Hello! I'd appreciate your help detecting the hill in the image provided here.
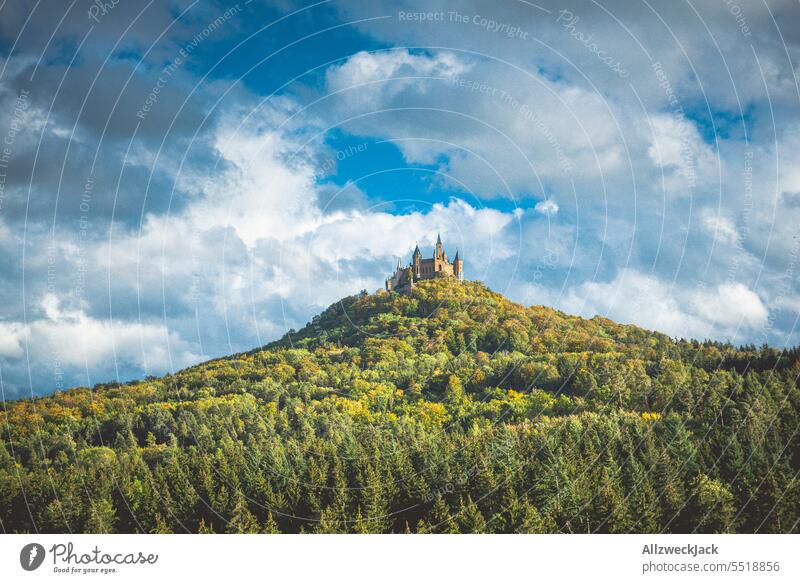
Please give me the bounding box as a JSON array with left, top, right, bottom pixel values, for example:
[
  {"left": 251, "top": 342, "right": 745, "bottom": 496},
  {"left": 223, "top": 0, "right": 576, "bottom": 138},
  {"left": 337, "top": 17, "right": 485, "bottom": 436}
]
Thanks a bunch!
[{"left": 1, "top": 279, "right": 798, "bottom": 533}]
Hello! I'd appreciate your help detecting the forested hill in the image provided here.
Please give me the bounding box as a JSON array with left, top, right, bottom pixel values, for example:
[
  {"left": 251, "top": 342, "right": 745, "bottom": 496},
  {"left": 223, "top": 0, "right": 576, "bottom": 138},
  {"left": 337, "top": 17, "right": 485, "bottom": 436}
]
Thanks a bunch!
[{"left": 2, "top": 279, "right": 799, "bottom": 533}]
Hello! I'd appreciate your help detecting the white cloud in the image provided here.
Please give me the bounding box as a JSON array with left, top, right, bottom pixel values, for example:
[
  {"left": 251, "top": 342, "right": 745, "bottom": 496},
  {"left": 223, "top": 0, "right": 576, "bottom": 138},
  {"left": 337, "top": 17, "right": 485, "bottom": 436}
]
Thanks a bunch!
[
  {"left": 699, "top": 208, "right": 739, "bottom": 245},
  {"left": 321, "top": 49, "right": 629, "bottom": 199},
  {"left": 560, "top": 268, "right": 768, "bottom": 340},
  {"left": 190, "top": 122, "right": 324, "bottom": 246},
  {"left": 325, "top": 50, "right": 469, "bottom": 109},
  {"left": 646, "top": 114, "right": 719, "bottom": 196},
  {"left": 535, "top": 199, "right": 559, "bottom": 216},
  {"left": 0, "top": 294, "right": 204, "bottom": 391},
  {"left": 0, "top": 322, "right": 25, "bottom": 358},
  {"left": 34, "top": 294, "right": 202, "bottom": 370},
  {"left": 690, "top": 282, "right": 768, "bottom": 330}
]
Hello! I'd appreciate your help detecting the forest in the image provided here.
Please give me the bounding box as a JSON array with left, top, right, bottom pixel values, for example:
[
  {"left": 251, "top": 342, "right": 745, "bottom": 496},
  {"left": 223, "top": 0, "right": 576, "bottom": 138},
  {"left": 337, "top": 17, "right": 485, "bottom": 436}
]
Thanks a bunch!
[{"left": 1, "top": 279, "right": 798, "bottom": 533}]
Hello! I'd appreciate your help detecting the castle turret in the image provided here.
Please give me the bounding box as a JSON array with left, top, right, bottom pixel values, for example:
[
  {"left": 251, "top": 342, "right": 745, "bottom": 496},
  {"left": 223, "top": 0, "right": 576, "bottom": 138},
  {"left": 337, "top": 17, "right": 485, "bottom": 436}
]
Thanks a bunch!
[
  {"left": 435, "top": 233, "right": 443, "bottom": 259},
  {"left": 413, "top": 244, "right": 422, "bottom": 278},
  {"left": 454, "top": 250, "right": 463, "bottom": 281}
]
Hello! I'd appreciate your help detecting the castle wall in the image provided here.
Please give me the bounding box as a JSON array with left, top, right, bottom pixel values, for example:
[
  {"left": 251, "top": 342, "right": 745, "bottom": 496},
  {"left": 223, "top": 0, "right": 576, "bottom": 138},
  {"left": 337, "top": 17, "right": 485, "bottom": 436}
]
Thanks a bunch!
[{"left": 416, "top": 258, "right": 454, "bottom": 279}]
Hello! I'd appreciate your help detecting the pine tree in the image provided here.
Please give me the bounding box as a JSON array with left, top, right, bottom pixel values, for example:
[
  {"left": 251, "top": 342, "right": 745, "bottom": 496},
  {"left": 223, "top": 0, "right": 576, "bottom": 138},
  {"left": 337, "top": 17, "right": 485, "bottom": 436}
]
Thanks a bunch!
[
  {"left": 430, "top": 496, "right": 458, "bottom": 534},
  {"left": 85, "top": 499, "right": 116, "bottom": 533},
  {"left": 225, "top": 493, "right": 260, "bottom": 534},
  {"left": 456, "top": 496, "right": 487, "bottom": 533}
]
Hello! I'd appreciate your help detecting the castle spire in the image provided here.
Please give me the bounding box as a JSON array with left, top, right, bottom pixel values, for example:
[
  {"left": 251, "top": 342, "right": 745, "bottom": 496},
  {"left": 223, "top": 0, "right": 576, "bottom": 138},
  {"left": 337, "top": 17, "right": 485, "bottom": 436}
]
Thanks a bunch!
[{"left": 436, "top": 232, "right": 442, "bottom": 244}]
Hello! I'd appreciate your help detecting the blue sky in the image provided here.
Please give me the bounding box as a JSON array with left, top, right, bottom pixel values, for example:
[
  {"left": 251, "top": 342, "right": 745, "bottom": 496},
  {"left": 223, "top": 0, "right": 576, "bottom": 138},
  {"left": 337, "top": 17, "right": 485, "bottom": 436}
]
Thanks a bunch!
[{"left": 1, "top": 0, "right": 800, "bottom": 396}]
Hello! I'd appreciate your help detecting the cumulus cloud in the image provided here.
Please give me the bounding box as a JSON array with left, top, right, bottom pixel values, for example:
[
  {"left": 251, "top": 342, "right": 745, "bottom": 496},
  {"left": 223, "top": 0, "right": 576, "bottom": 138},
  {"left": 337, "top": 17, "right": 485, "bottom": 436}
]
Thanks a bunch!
[
  {"left": 561, "top": 269, "right": 768, "bottom": 341},
  {"left": 646, "top": 114, "right": 719, "bottom": 196},
  {"left": 319, "top": 48, "right": 630, "bottom": 198},
  {"left": 0, "top": 322, "right": 25, "bottom": 358},
  {"left": 29, "top": 299, "right": 202, "bottom": 372},
  {"left": 0, "top": 294, "right": 203, "bottom": 395},
  {"left": 326, "top": 50, "right": 469, "bottom": 109}
]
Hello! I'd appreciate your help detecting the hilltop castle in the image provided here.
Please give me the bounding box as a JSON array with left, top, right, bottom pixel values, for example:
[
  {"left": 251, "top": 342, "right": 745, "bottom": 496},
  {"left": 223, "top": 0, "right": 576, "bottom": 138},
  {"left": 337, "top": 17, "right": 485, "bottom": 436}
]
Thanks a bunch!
[{"left": 385, "top": 234, "right": 463, "bottom": 294}]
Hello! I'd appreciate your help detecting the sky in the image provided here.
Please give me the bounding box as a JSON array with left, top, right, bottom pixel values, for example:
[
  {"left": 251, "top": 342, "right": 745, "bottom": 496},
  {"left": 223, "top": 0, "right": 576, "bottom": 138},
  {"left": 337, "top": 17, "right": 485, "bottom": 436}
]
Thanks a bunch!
[{"left": 1, "top": 0, "right": 799, "bottom": 397}]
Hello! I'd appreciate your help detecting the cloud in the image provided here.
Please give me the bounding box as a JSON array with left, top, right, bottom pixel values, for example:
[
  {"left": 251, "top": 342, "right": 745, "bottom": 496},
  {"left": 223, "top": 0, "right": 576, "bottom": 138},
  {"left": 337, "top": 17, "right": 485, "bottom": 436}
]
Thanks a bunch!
[
  {"left": 319, "top": 48, "right": 630, "bottom": 199},
  {"left": 326, "top": 50, "right": 469, "bottom": 109},
  {"left": 699, "top": 208, "right": 739, "bottom": 245},
  {"left": 560, "top": 268, "right": 768, "bottom": 341},
  {"left": 0, "top": 294, "right": 203, "bottom": 396},
  {"left": 0, "top": 322, "right": 25, "bottom": 358},
  {"left": 534, "top": 199, "right": 559, "bottom": 216},
  {"left": 646, "top": 114, "right": 718, "bottom": 196},
  {"left": 28, "top": 309, "right": 202, "bottom": 373}
]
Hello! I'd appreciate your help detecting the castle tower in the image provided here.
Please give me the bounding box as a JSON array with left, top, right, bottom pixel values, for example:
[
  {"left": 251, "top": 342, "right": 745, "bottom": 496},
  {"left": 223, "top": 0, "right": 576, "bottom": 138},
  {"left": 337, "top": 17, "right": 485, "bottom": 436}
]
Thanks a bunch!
[
  {"left": 413, "top": 244, "right": 422, "bottom": 278},
  {"left": 435, "top": 233, "right": 443, "bottom": 259},
  {"left": 454, "top": 250, "right": 463, "bottom": 281}
]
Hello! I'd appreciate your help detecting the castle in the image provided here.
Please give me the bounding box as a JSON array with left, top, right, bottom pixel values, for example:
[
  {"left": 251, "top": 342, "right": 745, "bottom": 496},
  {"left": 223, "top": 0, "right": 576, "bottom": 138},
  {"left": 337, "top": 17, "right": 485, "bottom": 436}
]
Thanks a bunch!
[{"left": 385, "top": 234, "right": 463, "bottom": 294}]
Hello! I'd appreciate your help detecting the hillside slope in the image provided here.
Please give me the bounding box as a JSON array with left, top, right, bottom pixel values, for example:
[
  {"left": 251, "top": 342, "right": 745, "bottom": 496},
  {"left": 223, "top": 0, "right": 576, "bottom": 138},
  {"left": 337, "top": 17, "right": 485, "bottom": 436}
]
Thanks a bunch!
[{"left": 2, "top": 279, "right": 799, "bottom": 533}]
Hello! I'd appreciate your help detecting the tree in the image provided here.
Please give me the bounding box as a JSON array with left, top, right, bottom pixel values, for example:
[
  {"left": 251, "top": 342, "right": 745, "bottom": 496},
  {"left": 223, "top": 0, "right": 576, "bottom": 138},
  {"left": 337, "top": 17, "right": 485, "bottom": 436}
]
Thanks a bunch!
[
  {"left": 226, "top": 493, "right": 260, "bottom": 534},
  {"left": 692, "top": 475, "right": 735, "bottom": 534}
]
